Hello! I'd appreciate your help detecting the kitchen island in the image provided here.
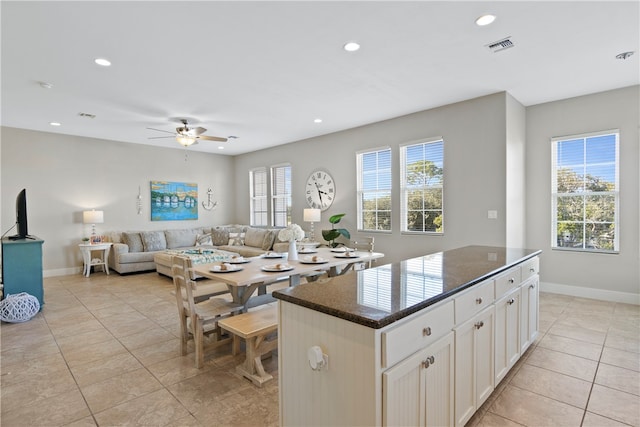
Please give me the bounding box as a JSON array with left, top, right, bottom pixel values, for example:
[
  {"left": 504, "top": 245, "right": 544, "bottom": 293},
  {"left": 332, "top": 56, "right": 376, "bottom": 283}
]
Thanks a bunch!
[{"left": 273, "top": 245, "right": 541, "bottom": 427}]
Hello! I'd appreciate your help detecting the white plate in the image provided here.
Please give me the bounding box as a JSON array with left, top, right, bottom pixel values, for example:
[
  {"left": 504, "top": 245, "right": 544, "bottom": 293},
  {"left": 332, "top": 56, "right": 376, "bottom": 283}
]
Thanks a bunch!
[
  {"left": 262, "top": 253, "right": 284, "bottom": 258},
  {"left": 261, "top": 264, "right": 294, "bottom": 272},
  {"left": 330, "top": 247, "right": 353, "bottom": 253},
  {"left": 209, "top": 266, "right": 243, "bottom": 273},
  {"left": 298, "top": 249, "right": 317, "bottom": 254},
  {"left": 299, "top": 259, "right": 328, "bottom": 264},
  {"left": 334, "top": 253, "right": 360, "bottom": 259},
  {"left": 228, "top": 258, "right": 251, "bottom": 264}
]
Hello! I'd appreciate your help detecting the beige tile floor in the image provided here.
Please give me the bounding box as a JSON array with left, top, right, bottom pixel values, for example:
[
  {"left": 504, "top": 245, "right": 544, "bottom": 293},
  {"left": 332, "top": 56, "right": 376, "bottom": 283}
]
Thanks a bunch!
[{"left": 1, "top": 271, "right": 639, "bottom": 426}]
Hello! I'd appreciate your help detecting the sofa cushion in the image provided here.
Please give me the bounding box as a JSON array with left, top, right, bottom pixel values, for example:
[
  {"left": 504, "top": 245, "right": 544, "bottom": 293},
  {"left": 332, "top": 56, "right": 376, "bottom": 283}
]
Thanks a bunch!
[
  {"left": 123, "top": 232, "right": 144, "bottom": 253},
  {"left": 140, "top": 231, "right": 167, "bottom": 252},
  {"left": 210, "top": 228, "right": 230, "bottom": 246},
  {"left": 165, "top": 229, "right": 198, "bottom": 249},
  {"left": 196, "top": 233, "right": 213, "bottom": 246},
  {"left": 244, "top": 228, "right": 269, "bottom": 248},
  {"left": 228, "top": 232, "right": 245, "bottom": 246},
  {"left": 262, "top": 229, "right": 277, "bottom": 250}
]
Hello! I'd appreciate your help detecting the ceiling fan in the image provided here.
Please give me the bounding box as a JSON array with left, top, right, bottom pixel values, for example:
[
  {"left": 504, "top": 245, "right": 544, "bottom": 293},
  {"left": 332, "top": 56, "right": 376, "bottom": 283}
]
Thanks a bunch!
[{"left": 147, "top": 119, "right": 228, "bottom": 147}]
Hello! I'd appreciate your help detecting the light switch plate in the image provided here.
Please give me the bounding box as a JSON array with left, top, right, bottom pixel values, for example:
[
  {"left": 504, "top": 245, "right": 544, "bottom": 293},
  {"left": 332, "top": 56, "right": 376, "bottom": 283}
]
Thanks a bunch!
[{"left": 488, "top": 210, "right": 498, "bottom": 219}]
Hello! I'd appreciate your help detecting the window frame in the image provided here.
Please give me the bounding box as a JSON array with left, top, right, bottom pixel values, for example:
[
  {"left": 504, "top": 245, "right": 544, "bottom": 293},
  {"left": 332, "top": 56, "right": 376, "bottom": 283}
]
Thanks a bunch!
[
  {"left": 551, "top": 129, "right": 619, "bottom": 254},
  {"left": 400, "top": 137, "right": 444, "bottom": 234},
  {"left": 356, "top": 146, "right": 393, "bottom": 233},
  {"left": 271, "top": 163, "right": 292, "bottom": 227},
  {"left": 249, "top": 167, "right": 268, "bottom": 227}
]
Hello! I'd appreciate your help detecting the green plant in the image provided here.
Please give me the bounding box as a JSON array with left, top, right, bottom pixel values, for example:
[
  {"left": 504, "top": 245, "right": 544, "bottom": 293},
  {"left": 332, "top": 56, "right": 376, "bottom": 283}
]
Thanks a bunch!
[{"left": 321, "top": 213, "right": 351, "bottom": 248}]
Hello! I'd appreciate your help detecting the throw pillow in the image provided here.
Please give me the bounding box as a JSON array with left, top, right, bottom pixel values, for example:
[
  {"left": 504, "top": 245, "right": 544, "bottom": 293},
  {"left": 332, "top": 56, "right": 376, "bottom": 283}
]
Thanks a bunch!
[
  {"left": 244, "top": 228, "right": 267, "bottom": 248},
  {"left": 196, "top": 233, "right": 213, "bottom": 246},
  {"left": 228, "top": 232, "right": 245, "bottom": 246},
  {"left": 140, "top": 231, "right": 167, "bottom": 252},
  {"left": 262, "top": 230, "right": 277, "bottom": 251},
  {"left": 122, "top": 232, "right": 144, "bottom": 253},
  {"left": 165, "top": 229, "right": 198, "bottom": 249},
  {"left": 210, "top": 228, "right": 230, "bottom": 246}
]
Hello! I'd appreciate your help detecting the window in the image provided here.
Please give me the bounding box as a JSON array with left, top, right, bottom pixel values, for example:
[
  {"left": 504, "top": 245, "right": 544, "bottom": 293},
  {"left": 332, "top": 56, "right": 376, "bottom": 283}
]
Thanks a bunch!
[
  {"left": 271, "top": 164, "right": 292, "bottom": 227},
  {"left": 400, "top": 138, "right": 444, "bottom": 233},
  {"left": 250, "top": 168, "right": 267, "bottom": 226},
  {"left": 357, "top": 148, "right": 392, "bottom": 231},
  {"left": 552, "top": 130, "right": 619, "bottom": 252}
]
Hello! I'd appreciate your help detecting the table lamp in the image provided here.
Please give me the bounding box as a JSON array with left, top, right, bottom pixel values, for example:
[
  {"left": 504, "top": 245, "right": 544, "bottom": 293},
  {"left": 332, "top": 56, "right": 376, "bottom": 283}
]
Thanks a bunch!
[
  {"left": 83, "top": 209, "right": 104, "bottom": 243},
  {"left": 303, "top": 208, "right": 321, "bottom": 242}
]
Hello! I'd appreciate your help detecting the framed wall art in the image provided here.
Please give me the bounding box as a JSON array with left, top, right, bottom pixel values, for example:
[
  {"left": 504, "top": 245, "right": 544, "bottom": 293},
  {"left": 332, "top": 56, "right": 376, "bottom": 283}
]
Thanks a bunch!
[{"left": 150, "top": 181, "right": 198, "bottom": 221}]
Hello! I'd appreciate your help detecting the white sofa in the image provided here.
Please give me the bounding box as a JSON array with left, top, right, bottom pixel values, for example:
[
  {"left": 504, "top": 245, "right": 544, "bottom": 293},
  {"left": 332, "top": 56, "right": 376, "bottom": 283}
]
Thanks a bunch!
[{"left": 106, "top": 226, "right": 289, "bottom": 275}]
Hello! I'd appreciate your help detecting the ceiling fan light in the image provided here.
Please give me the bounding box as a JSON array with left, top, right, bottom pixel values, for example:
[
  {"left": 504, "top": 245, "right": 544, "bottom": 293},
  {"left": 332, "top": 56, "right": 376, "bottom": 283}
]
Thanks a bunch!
[{"left": 176, "top": 135, "right": 196, "bottom": 146}]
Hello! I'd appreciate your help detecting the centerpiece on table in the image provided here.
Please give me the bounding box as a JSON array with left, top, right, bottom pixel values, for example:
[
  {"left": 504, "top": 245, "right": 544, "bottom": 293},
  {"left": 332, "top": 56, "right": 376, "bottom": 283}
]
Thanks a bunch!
[{"left": 278, "top": 224, "right": 305, "bottom": 261}]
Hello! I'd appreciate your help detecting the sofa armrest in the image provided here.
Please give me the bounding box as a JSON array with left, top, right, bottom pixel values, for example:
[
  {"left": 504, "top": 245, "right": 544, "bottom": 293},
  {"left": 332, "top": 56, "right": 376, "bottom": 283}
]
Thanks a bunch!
[{"left": 109, "top": 243, "right": 129, "bottom": 269}]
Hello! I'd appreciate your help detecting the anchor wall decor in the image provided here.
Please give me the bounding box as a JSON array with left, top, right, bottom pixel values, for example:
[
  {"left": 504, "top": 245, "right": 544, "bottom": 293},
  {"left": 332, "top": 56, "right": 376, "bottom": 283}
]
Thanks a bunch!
[{"left": 202, "top": 187, "right": 218, "bottom": 211}]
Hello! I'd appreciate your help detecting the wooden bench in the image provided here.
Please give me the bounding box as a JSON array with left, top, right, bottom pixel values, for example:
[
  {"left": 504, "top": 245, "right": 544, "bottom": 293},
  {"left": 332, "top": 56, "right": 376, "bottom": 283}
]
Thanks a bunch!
[{"left": 218, "top": 304, "right": 278, "bottom": 386}]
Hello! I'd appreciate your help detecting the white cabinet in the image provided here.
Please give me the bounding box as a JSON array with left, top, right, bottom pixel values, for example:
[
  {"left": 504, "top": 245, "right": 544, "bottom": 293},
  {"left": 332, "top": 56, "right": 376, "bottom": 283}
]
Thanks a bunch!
[
  {"left": 494, "top": 287, "right": 521, "bottom": 384},
  {"left": 383, "top": 332, "right": 454, "bottom": 427},
  {"left": 454, "top": 306, "right": 495, "bottom": 427},
  {"left": 520, "top": 275, "right": 539, "bottom": 353}
]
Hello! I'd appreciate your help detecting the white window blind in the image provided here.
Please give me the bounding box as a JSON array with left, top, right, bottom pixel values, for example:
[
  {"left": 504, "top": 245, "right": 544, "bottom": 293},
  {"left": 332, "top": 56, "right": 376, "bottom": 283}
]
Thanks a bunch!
[
  {"left": 271, "top": 164, "right": 292, "bottom": 227},
  {"left": 357, "top": 148, "right": 392, "bottom": 231},
  {"left": 250, "top": 168, "right": 267, "bottom": 226},
  {"left": 551, "top": 130, "right": 619, "bottom": 253},
  {"left": 400, "top": 138, "right": 444, "bottom": 233}
]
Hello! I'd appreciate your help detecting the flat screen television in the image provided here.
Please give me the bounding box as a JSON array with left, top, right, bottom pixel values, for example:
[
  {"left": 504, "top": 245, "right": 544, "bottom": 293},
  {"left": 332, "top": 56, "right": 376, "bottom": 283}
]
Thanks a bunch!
[{"left": 9, "top": 188, "right": 30, "bottom": 240}]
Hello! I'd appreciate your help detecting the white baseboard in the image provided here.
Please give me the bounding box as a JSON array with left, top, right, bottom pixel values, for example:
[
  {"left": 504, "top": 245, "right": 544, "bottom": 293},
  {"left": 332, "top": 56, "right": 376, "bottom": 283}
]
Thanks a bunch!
[
  {"left": 541, "top": 281, "right": 640, "bottom": 305},
  {"left": 44, "top": 267, "right": 82, "bottom": 278}
]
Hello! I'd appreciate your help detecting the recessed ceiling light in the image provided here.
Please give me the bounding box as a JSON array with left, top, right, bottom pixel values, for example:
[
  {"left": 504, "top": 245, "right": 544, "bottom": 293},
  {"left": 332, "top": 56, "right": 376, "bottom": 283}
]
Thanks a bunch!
[
  {"left": 343, "top": 42, "right": 360, "bottom": 52},
  {"left": 39, "top": 81, "right": 53, "bottom": 89},
  {"left": 94, "top": 58, "right": 111, "bottom": 67},
  {"left": 49, "top": 122, "right": 61, "bottom": 126},
  {"left": 475, "top": 14, "right": 496, "bottom": 26},
  {"left": 314, "top": 118, "right": 323, "bottom": 123},
  {"left": 218, "top": 146, "right": 224, "bottom": 150}
]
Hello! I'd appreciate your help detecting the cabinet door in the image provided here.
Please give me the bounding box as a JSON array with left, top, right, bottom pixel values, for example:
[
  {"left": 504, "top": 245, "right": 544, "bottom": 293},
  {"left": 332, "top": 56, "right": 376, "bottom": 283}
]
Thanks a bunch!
[
  {"left": 494, "top": 288, "right": 521, "bottom": 384},
  {"left": 383, "top": 346, "right": 428, "bottom": 426},
  {"left": 454, "top": 306, "right": 495, "bottom": 427},
  {"left": 383, "top": 332, "right": 455, "bottom": 427},
  {"left": 424, "top": 332, "right": 454, "bottom": 427},
  {"left": 520, "top": 276, "right": 539, "bottom": 353}
]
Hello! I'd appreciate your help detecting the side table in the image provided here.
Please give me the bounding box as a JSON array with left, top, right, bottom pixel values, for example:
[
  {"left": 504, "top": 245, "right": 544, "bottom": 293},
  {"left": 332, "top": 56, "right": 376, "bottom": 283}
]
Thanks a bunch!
[{"left": 79, "top": 243, "right": 112, "bottom": 277}]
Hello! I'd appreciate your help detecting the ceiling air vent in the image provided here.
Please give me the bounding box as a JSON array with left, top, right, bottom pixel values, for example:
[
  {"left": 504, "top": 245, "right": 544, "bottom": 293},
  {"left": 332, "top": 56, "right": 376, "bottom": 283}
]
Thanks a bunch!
[
  {"left": 78, "top": 112, "right": 96, "bottom": 119},
  {"left": 486, "top": 37, "right": 515, "bottom": 53}
]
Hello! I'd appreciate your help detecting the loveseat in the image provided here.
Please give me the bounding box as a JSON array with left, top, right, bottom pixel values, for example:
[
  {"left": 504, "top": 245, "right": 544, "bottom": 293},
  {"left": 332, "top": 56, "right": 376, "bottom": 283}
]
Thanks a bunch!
[{"left": 106, "top": 225, "right": 290, "bottom": 275}]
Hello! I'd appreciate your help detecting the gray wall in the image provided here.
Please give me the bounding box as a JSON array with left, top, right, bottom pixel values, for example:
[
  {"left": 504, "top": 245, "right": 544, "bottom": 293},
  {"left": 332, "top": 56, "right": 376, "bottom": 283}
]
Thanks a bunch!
[
  {"left": 526, "top": 85, "right": 639, "bottom": 298},
  {"left": 234, "top": 92, "right": 515, "bottom": 265},
  {"left": 1, "top": 127, "right": 236, "bottom": 275}
]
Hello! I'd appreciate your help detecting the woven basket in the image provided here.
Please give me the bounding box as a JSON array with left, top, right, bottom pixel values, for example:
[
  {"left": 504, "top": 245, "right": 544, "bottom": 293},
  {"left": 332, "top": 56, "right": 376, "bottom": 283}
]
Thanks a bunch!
[{"left": 0, "top": 292, "right": 40, "bottom": 323}]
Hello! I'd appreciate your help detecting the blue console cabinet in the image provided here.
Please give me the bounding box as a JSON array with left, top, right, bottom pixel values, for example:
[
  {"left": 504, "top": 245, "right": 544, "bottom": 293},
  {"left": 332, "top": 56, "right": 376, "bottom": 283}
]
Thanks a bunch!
[{"left": 1, "top": 237, "right": 44, "bottom": 307}]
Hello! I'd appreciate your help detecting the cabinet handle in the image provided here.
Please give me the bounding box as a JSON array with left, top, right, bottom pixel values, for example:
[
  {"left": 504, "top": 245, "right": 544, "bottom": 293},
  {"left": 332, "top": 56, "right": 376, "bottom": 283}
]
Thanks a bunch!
[
  {"left": 529, "top": 267, "right": 535, "bottom": 273},
  {"left": 529, "top": 283, "right": 535, "bottom": 289},
  {"left": 475, "top": 321, "right": 484, "bottom": 329},
  {"left": 508, "top": 298, "right": 515, "bottom": 305},
  {"left": 508, "top": 278, "right": 515, "bottom": 284},
  {"left": 421, "top": 356, "right": 435, "bottom": 369},
  {"left": 422, "top": 327, "right": 432, "bottom": 336},
  {"left": 475, "top": 297, "right": 483, "bottom": 304}
]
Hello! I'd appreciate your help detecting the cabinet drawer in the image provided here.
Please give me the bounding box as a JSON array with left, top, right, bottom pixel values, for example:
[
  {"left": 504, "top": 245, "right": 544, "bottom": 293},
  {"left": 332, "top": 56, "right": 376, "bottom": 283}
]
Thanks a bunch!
[
  {"left": 521, "top": 257, "right": 539, "bottom": 281},
  {"left": 495, "top": 266, "right": 522, "bottom": 298},
  {"left": 382, "top": 300, "right": 454, "bottom": 369},
  {"left": 454, "top": 279, "right": 494, "bottom": 324}
]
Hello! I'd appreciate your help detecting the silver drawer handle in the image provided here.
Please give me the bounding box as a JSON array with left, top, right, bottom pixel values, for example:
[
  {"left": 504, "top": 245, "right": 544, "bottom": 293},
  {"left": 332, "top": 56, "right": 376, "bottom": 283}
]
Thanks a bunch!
[
  {"left": 508, "top": 278, "right": 515, "bottom": 284},
  {"left": 475, "top": 297, "right": 483, "bottom": 304},
  {"left": 423, "top": 327, "right": 432, "bottom": 336},
  {"left": 529, "top": 267, "right": 535, "bottom": 273},
  {"left": 475, "top": 321, "right": 484, "bottom": 329},
  {"left": 508, "top": 298, "right": 515, "bottom": 305}
]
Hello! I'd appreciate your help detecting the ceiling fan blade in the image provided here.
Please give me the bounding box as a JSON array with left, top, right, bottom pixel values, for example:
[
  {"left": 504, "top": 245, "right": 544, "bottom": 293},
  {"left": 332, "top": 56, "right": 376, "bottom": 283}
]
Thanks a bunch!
[
  {"left": 193, "top": 126, "right": 207, "bottom": 135},
  {"left": 148, "top": 136, "right": 176, "bottom": 139},
  {"left": 198, "top": 135, "right": 228, "bottom": 142},
  {"left": 147, "top": 127, "right": 175, "bottom": 135}
]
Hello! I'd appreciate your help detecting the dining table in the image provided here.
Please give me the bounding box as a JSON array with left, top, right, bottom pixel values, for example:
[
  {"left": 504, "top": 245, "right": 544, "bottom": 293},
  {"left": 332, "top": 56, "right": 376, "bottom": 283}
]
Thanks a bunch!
[{"left": 191, "top": 246, "right": 385, "bottom": 308}]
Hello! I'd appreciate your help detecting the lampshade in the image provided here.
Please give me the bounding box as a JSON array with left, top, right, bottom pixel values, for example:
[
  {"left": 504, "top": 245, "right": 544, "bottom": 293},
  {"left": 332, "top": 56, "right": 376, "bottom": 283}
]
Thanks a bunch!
[
  {"left": 303, "top": 208, "right": 321, "bottom": 222},
  {"left": 83, "top": 210, "right": 104, "bottom": 224},
  {"left": 176, "top": 135, "right": 197, "bottom": 146}
]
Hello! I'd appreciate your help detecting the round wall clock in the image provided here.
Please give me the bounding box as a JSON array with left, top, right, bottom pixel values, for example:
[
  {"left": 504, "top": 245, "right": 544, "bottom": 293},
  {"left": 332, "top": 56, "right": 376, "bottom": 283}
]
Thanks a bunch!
[{"left": 305, "top": 169, "right": 336, "bottom": 211}]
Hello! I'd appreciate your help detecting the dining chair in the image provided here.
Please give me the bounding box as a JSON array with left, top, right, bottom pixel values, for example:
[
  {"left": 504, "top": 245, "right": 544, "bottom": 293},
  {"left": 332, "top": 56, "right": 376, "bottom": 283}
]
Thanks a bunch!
[
  {"left": 171, "top": 255, "right": 244, "bottom": 368},
  {"left": 350, "top": 236, "right": 375, "bottom": 268}
]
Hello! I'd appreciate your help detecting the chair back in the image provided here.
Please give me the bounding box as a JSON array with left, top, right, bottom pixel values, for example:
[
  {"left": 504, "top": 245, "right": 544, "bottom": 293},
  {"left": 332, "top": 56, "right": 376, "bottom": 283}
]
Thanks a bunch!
[
  {"left": 172, "top": 255, "right": 198, "bottom": 319},
  {"left": 350, "top": 236, "right": 375, "bottom": 268}
]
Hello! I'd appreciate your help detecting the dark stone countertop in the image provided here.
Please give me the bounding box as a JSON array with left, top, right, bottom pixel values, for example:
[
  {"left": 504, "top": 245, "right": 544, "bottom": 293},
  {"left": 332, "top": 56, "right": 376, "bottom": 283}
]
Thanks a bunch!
[{"left": 273, "top": 245, "right": 541, "bottom": 329}]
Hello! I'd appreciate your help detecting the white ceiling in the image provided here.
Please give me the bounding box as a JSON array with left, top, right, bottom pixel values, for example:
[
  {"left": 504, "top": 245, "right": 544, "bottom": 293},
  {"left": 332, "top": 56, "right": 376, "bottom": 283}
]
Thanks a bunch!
[{"left": 2, "top": 1, "right": 638, "bottom": 156}]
